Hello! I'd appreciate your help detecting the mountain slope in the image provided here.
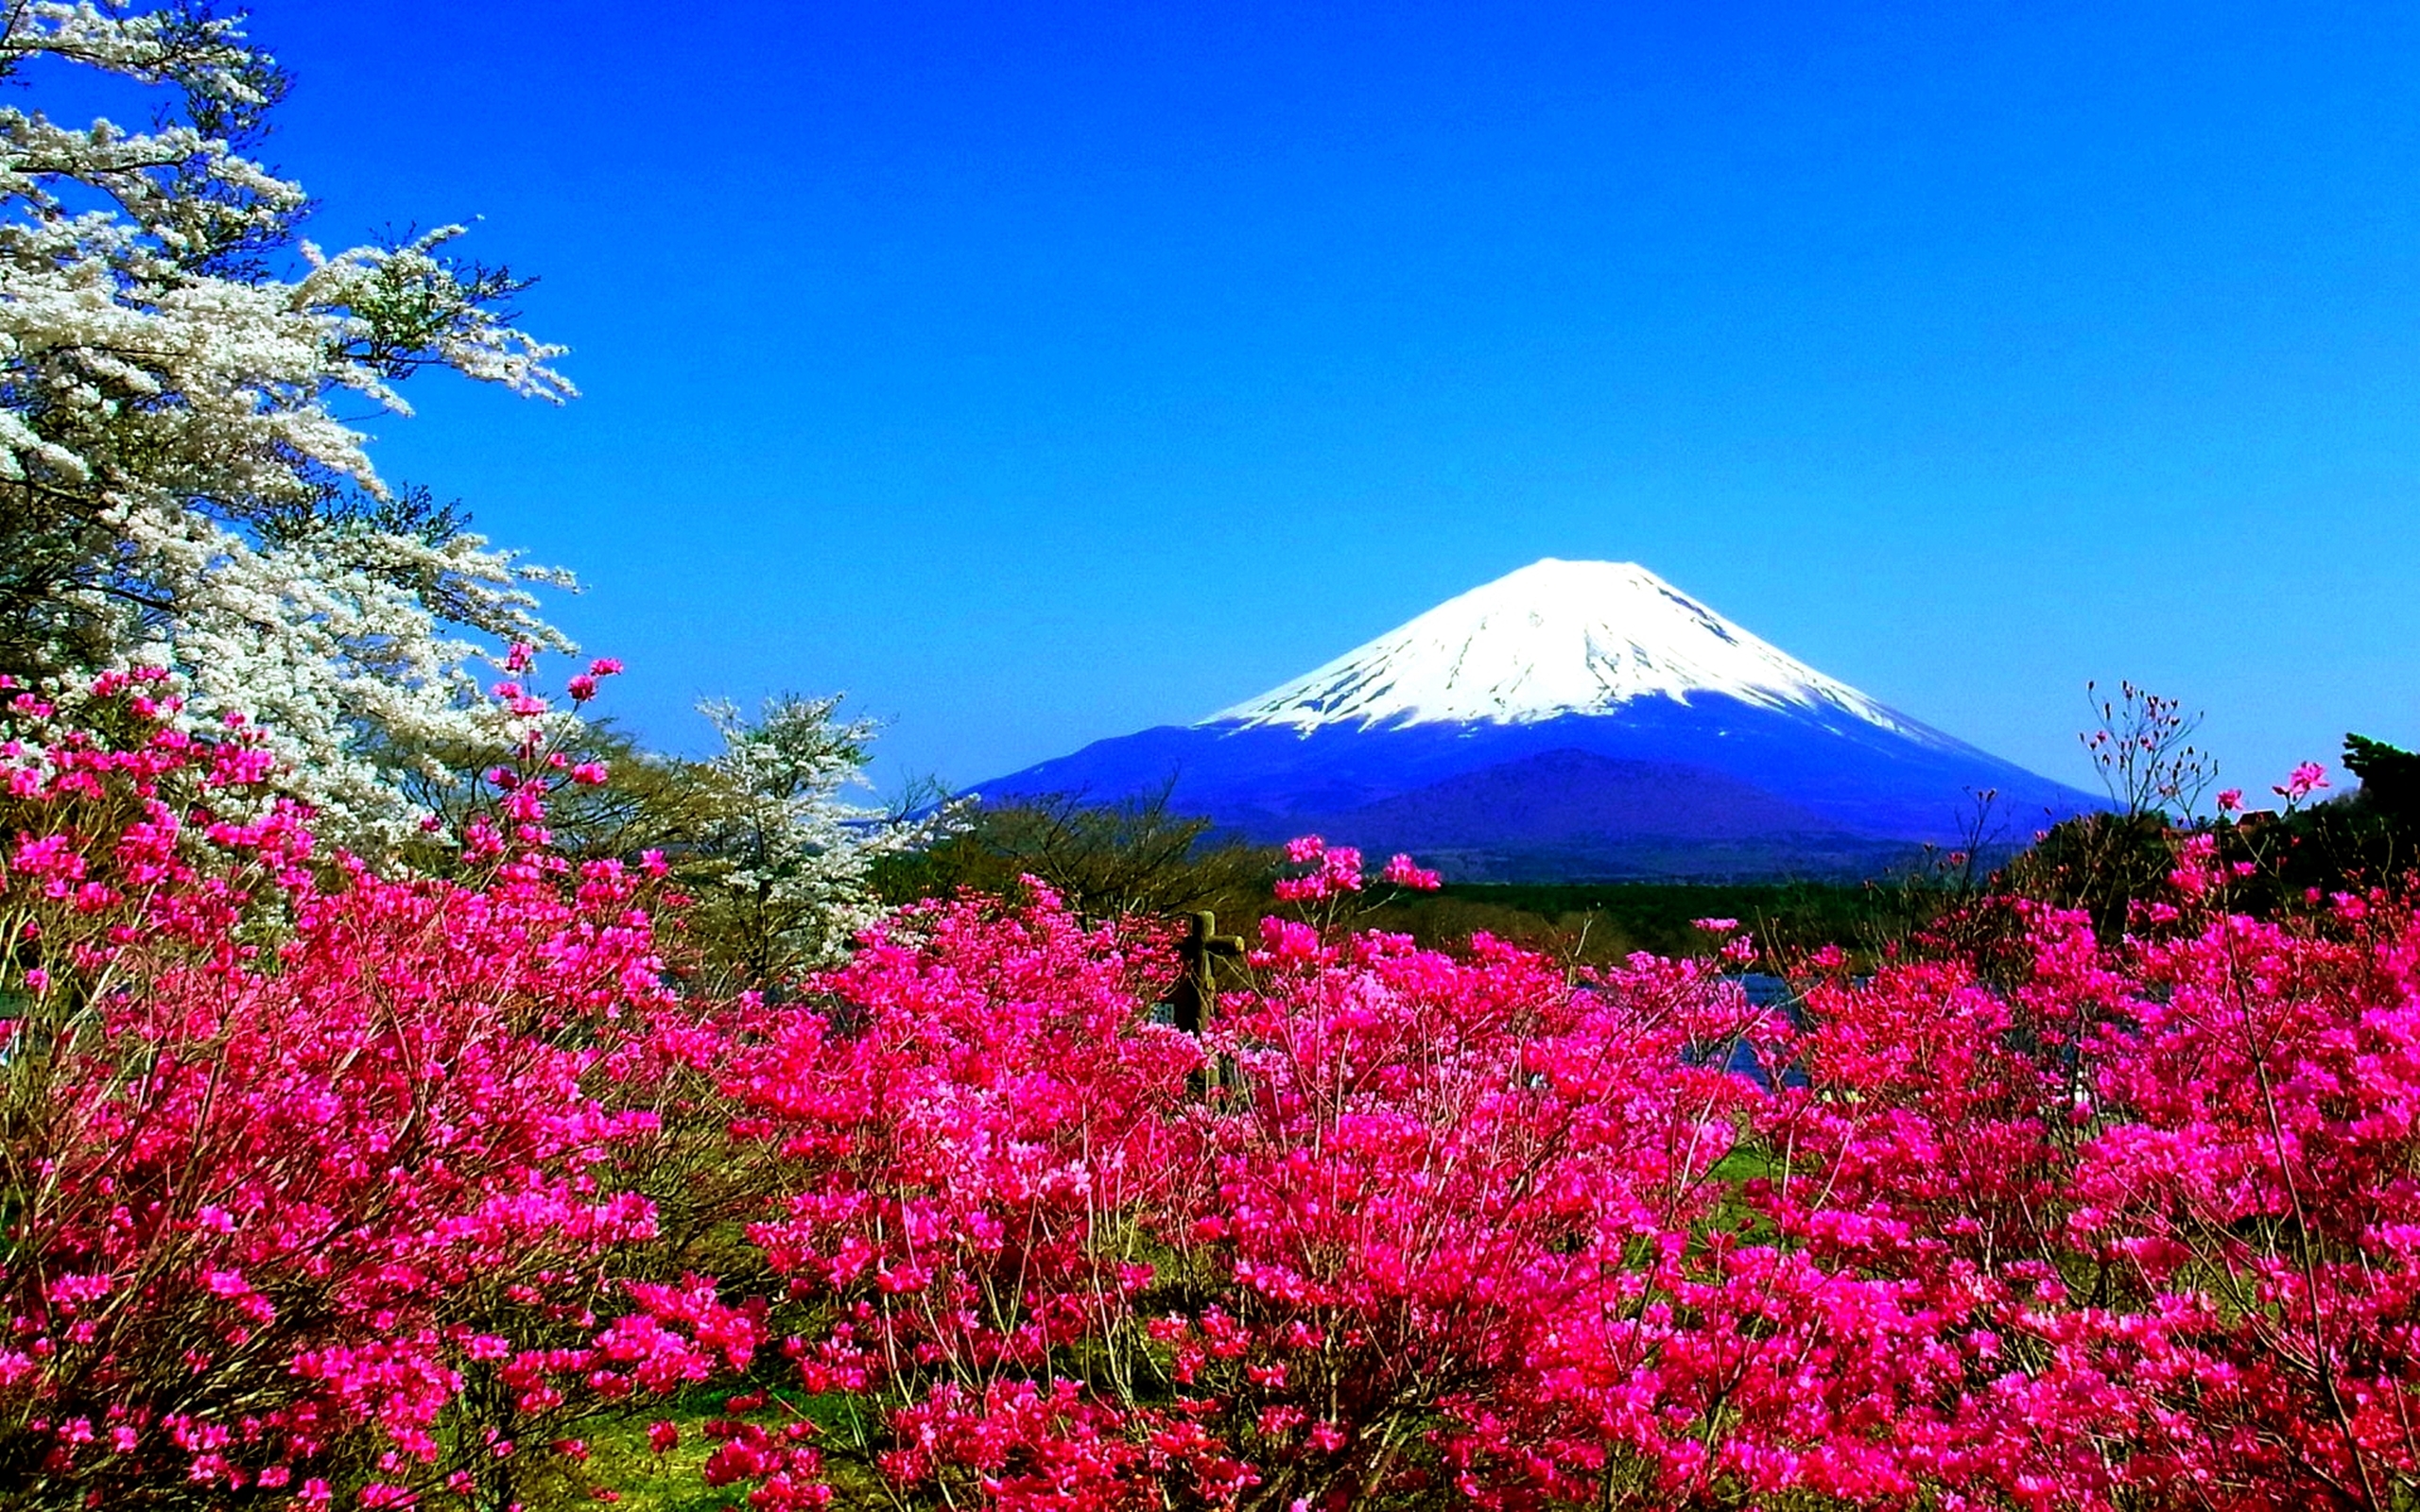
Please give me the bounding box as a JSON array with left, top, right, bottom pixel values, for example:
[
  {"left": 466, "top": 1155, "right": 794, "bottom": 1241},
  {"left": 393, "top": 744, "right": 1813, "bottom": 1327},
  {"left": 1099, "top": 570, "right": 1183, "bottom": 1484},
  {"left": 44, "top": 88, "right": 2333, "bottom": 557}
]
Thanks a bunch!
[
  {"left": 973, "top": 559, "right": 2102, "bottom": 881},
  {"left": 1325, "top": 749, "right": 1850, "bottom": 845},
  {"left": 1214, "top": 558, "right": 1943, "bottom": 743},
  {"left": 1305, "top": 749, "right": 1914, "bottom": 883}
]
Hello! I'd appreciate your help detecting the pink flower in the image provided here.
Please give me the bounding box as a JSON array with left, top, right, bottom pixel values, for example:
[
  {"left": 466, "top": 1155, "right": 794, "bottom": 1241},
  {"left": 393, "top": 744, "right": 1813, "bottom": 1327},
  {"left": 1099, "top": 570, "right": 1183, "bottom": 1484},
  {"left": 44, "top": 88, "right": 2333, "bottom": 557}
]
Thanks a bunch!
[
  {"left": 587, "top": 658, "right": 625, "bottom": 678},
  {"left": 1379, "top": 853, "right": 1442, "bottom": 890},
  {"left": 24, "top": 672, "right": 2420, "bottom": 1512},
  {"left": 2273, "top": 761, "right": 2329, "bottom": 802},
  {"left": 1275, "top": 836, "right": 1372, "bottom": 901},
  {"left": 2217, "top": 787, "right": 2244, "bottom": 813}
]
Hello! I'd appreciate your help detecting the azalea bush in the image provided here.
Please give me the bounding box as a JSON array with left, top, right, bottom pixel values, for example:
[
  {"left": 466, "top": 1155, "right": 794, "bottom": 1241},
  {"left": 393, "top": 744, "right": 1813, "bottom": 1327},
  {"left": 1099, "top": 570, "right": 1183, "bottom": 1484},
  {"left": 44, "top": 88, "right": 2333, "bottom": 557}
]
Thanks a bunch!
[
  {"left": 6, "top": 678, "right": 2420, "bottom": 1511},
  {"left": 677, "top": 832, "right": 2420, "bottom": 1511},
  {"left": 0, "top": 667, "right": 754, "bottom": 1510}
]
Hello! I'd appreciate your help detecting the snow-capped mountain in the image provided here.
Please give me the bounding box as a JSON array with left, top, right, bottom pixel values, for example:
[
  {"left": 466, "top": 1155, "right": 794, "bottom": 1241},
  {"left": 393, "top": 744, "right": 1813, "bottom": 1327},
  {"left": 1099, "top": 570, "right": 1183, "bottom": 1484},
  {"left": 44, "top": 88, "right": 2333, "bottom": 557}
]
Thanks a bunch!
[
  {"left": 972, "top": 559, "right": 2103, "bottom": 882},
  {"left": 1212, "top": 558, "right": 1941, "bottom": 740}
]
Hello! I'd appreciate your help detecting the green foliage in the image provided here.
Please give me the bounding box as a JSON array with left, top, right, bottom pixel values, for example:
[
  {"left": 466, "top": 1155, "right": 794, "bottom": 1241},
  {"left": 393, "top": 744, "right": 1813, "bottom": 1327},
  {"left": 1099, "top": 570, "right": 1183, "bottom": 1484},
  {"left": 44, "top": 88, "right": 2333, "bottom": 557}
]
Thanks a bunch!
[
  {"left": 873, "top": 786, "right": 1276, "bottom": 924},
  {"left": 874, "top": 806, "right": 2009, "bottom": 967},
  {"left": 391, "top": 696, "right": 926, "bottom": 997},
  {"left": 2240, "top": 732, "right": 2420, "bottom": 900},
  {"left": 1357, "top": 880, "right": 1878, "bottom": 963},
  {"left": 2342, "top": 733, "right": 2420, "bottom": 834},
  {"left": 1999, "top": 811, "right": 2179, "bottom": 936}
]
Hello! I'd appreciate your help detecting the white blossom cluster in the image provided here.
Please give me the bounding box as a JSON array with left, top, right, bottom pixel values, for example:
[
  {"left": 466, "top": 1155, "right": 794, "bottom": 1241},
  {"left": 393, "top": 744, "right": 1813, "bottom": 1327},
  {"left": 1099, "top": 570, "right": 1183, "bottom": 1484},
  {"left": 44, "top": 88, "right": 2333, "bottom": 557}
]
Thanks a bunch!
[
  {"left": 0, "top": 3, "right": 578, "bottom": 846},
  {"left": 690, "top": 696, "right": 958, "bottom": 978}
]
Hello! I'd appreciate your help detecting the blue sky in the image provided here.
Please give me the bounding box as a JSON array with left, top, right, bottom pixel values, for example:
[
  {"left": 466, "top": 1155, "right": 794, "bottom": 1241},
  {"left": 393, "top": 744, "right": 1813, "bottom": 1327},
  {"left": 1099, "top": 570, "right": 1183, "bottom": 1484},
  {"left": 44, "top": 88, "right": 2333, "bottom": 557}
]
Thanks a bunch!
[{"left": 230, "top": 0, "right": 2419, "bottom": 799}]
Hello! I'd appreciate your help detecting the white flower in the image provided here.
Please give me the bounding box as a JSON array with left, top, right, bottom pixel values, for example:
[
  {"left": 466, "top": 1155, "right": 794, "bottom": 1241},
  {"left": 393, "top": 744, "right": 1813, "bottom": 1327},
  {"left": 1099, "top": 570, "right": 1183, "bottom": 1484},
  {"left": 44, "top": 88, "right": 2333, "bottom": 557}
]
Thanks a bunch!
[{"left": 0, "top": 3, "right": 577, "bottom": 848}]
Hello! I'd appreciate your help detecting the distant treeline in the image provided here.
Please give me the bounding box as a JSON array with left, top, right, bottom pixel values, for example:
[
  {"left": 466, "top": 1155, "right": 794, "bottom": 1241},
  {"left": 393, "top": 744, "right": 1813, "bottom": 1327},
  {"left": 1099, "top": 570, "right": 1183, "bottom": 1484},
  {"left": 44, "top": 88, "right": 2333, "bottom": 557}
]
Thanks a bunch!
[
  {"left": 1362, "top": 880, "right": 1887, "bottom": 961},
  {"left": 874, "top": 730, "right": 2420, "bottom": 972}
]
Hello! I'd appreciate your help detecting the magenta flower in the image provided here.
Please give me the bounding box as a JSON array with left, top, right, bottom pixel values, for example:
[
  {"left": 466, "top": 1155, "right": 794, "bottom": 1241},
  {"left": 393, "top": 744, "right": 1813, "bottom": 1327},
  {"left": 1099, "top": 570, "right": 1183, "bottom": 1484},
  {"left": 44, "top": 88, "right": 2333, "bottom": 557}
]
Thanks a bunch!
[
  {"left": 13, "top": 668, "right": 2420, "bottom": 1512},
  {"left": 2273, "top": 760, "right": 2330, "bottom": 802}
]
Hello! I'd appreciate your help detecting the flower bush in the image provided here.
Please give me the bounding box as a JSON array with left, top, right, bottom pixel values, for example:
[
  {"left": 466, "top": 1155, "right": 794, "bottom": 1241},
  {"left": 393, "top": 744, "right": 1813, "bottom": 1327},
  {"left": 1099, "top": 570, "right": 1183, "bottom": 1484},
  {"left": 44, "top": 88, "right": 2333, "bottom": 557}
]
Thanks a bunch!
[
  {"left": 674, "top": 839, "right": 2420, "bottom": 1511},
  {"left": 7, "top": 682, "right": 2420, "bottom": 1511},
  {"left": 0, "top": 670, "right": 740, "bottom": 1509}
]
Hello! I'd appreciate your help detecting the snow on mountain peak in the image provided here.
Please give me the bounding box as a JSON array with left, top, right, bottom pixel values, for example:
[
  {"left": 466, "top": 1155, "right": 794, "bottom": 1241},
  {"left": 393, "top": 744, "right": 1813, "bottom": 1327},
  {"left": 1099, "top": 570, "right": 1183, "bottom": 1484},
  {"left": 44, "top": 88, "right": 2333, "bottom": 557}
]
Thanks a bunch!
[{"left": 1207, "top": 558, "right": 1942, "bottom": 740}]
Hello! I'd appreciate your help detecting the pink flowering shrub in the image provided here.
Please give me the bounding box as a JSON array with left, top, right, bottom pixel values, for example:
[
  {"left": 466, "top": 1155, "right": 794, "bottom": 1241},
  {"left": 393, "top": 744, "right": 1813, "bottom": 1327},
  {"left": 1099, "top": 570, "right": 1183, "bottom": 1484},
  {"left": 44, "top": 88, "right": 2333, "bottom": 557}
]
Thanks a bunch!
[
  {"left": 0, "top": 670, "right": 738, "bottom": 1508},
  {"left": 1165, "top": 921, "right": 1776, "bottom": 1507},
  {"left": 684, "top": 886, "right": 1786, "bottom": 1508},
  {"left": 689, "top": 891, "right": 1236, "bottom": 1505},
  {"left": 692, "top": 815, "right": 2420, "bottom": 1510},
  {"left": 1638, "top": 854, "right": 2420, "bottom": 1511},
  {"left": 1271, "top": 834, "right": 1443, "bottom": 905},
  {"left": 9, "top": 679, "right": 2420, "bottom": 1512}
]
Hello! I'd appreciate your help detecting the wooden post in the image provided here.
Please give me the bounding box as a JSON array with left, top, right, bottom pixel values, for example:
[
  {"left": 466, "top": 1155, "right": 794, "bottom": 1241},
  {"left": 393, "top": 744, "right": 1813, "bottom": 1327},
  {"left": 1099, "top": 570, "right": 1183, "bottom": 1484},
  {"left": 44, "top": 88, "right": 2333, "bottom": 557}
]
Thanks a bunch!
[{"left": 1171, "top": 910, "right": 1245, "bottom": 1092}]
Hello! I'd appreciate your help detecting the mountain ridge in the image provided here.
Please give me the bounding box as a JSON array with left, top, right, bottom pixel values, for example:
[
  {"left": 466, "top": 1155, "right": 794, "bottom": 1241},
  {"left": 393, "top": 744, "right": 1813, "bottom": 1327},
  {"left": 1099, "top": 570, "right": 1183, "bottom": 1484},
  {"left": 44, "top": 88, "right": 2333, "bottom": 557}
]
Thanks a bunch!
[
  {"left": 1211, "top": 558, "right": 1953, "bottom": 747},
  {"left": 972, "top": 559, "right": 2103, "bottom": 881}
]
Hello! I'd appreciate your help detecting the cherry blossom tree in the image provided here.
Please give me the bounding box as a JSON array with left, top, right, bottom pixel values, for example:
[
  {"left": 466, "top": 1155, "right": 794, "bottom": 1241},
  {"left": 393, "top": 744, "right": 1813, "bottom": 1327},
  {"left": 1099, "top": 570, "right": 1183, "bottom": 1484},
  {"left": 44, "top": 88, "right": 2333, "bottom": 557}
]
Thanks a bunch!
[
  {"left": 664, "top": 693, "right": 951, "bottom": 993},
  {"left": 0, "top": 1, "right": 576, "bottom": 846}
]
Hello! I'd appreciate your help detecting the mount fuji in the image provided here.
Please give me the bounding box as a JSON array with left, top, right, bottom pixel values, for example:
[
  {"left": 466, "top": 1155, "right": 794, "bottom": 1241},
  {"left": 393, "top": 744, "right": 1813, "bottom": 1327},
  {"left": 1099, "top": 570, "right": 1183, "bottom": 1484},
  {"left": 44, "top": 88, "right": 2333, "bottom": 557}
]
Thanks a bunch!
[{"left": 971, "top": 559, "right": 2104, "bottom": 882}]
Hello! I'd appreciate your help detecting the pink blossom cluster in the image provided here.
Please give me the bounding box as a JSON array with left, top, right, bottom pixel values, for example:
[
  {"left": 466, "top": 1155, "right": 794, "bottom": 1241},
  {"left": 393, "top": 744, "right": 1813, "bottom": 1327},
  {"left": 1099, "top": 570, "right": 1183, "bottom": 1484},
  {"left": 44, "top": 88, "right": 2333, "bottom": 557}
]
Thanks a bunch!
[
  {"left": 683, "top": 833, "right": 2420, "bottom": 1510},
  {"left": 0, "top": 669, "right": 715, "bottom": 1507},
  {"left": 9, "top": 682, "right": 2420, "bottom": 1512},
  {"left": 2275, "top": 758, "right": 2330, "bottom": 803},
  {"left": 1273, "top": 834, "right": 1441, "bottom": 902}
]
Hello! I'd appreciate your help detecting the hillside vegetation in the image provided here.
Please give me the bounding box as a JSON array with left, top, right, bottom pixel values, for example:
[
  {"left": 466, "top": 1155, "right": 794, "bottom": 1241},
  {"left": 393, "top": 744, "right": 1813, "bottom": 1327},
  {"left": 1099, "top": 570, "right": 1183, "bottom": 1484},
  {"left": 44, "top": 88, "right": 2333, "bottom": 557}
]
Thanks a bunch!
[
  {"left": 8, "top": 676, "right": 2420, "bottom": 1512},
  {"left": 9, "top": 7, "right": 2420, "bottom": 1510}
]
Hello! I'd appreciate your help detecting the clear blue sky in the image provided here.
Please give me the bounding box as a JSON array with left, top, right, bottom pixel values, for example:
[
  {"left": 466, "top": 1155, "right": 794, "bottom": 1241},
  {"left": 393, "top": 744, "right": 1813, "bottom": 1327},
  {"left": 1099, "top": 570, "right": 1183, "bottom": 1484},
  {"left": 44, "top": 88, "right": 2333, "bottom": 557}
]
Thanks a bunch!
[{"left": 240, "top": 0, "right": 2419, "bottom": 799}]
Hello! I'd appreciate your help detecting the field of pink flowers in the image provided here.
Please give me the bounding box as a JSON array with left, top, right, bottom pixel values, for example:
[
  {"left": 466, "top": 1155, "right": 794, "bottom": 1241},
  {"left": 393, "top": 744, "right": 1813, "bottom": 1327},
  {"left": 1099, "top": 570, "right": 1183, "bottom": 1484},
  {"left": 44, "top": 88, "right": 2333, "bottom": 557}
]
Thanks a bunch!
[{"left": 4, "top": 671, "right": 2418, "bottom": 1511}]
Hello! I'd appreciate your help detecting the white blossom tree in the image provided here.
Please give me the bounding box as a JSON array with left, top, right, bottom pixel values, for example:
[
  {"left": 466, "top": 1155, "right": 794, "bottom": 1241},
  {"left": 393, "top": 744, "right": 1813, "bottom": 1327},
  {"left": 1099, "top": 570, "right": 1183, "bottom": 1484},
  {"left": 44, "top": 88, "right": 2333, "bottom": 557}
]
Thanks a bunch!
[
  {"left": 0, "top": 1, "right": 577, "bottom": 844},
  {"left": 675, "top": 695, "right": 950, "bottom": 991}
]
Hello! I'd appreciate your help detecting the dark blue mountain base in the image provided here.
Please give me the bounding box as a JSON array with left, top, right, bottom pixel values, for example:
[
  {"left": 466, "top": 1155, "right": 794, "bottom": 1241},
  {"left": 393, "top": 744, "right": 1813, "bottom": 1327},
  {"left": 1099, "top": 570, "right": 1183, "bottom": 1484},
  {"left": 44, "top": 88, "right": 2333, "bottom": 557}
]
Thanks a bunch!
[{"left": 971, "top": 695, "right": 2104, "bottom": 884}]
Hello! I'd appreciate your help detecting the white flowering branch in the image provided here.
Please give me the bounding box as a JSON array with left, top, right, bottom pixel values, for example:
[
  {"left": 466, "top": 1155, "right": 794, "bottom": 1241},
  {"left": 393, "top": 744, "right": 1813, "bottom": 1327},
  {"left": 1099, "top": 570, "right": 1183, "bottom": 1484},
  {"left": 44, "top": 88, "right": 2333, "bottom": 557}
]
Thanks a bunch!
[{"left": 0, "top": 2, "right": 579, "bottom": 846}]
